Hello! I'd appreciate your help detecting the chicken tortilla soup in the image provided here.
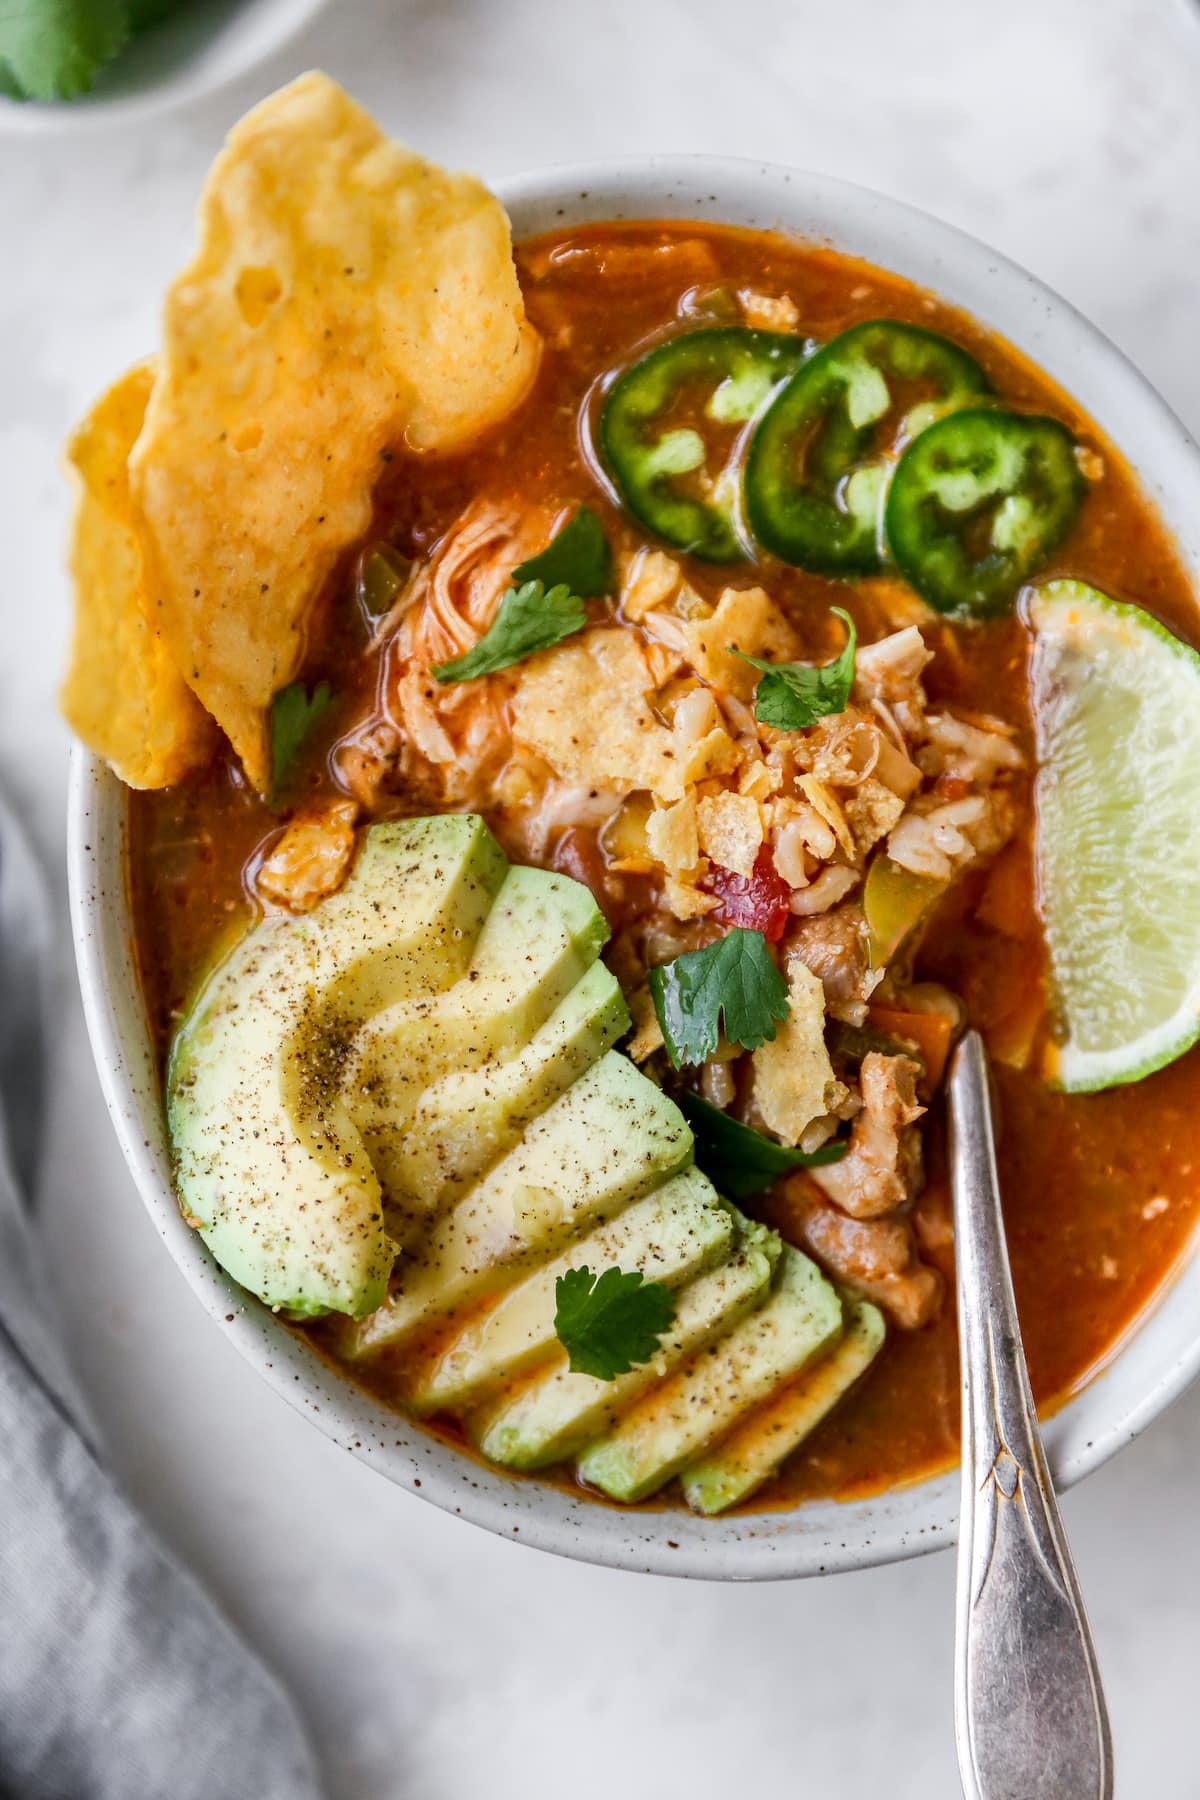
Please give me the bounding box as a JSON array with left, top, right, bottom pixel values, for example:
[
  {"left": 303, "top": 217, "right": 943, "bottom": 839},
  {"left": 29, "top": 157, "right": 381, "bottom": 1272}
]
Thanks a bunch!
[{"left": 65, "top": 74, "right": 1200, "bottom": 1516}]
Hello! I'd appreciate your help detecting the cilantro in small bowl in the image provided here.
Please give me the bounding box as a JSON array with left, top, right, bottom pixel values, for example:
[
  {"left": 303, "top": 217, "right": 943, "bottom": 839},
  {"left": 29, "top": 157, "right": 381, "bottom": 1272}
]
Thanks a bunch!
[
  {"left": 0, "top": 0, "right": 325, "bottom": 119},
  {"left": 0, "top": 0, "right": 191, "bottom": 102}
]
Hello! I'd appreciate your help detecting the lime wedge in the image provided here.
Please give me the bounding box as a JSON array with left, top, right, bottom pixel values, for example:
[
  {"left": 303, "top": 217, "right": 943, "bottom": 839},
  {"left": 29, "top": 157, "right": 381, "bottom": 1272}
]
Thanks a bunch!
[{"left": 1026, "top": 579, "right": 1200, "bottom": 1091}]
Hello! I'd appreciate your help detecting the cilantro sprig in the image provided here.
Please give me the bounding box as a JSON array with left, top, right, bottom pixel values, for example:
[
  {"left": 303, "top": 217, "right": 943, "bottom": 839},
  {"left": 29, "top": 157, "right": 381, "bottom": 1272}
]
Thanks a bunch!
[
  {"left": 738, "top": 606, "right": 857, "bottom": 731},
  {"left": 431, "top": 580, "right": 586, "bottom": 684},
  {"left": 554, "top": 1265, "right": 677, "bottom": 1380},
  {"left": 0, "top": 0, "right": 182, "bottom": 102},
  {"left": 432, "top": 507, "right": 613, "bottom": 684},
  {"left": 680, "top": 1093, "right": 847, "bottom": 1199},
  {"left": 270, "top": 680, "right": 334, "bottom": 803},
  {"left": 512, "top": 505, "right": 612, "bottom": 599},
  {"left": 648, "top": 928, "right": 790, "bottom": 1070}
]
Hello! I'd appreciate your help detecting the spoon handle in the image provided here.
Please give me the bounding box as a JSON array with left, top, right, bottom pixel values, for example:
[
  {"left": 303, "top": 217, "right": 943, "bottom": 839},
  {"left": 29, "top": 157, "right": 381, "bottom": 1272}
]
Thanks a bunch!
[{"left": 948, "top": 1031, "right": 1112, "bottom": 1800}]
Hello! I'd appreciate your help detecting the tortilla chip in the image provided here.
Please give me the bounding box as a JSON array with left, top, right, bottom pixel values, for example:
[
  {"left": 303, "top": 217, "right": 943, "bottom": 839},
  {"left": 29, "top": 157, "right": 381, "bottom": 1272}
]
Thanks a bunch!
[
  {"left": 843, "top": 775, "right": 907, "bottom": 857},
  {"left": 62, "top": 366, "right": 215, "bottom": 789},
  {"left": 620, "top": 547, "right": 683, "bottom": 623},
  {"left": 627, "top": 987, "right": 666, "bottom": 1062},
  {"left": 512, "top": 628, "right": 684, "bottom": 798},
  {"left": 696, "top": 790, "right": 763, "bottom": 879},
  {"left": 752, "top": 958, "right": 847, "bottom": 1145},
  {"left": 663, "top": 876, "right": 719, "bottom": 920},
  {"left": 684, "top": 586, "right": 797, "bottom": 700},
  {"left": 738, "top": 758, "right": 783, "bottom": 802},
  {"left": 680, "top": 726, "right": 742, "bottom": 786},
  {"left": 646, "top": 794, "right": 699, "bottom": 877},
  {"left": 798, "top": 774, "right": 856, "bottom": 861},
  {"left": 128, "top": 72, "right": 539, "bottom": 791}
]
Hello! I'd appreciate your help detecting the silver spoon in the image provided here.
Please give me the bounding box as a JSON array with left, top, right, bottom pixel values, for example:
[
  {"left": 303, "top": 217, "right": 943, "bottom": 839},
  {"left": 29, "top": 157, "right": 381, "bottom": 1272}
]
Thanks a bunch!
[{"left": 947, "top": 1029, "right": 1113, "bottom": 1800}]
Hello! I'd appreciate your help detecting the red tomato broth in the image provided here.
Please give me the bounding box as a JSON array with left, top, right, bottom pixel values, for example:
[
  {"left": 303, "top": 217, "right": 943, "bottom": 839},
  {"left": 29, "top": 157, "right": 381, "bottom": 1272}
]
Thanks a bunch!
[{"left": 126, "top": 220, "right": 1200, "bottom": 1512}]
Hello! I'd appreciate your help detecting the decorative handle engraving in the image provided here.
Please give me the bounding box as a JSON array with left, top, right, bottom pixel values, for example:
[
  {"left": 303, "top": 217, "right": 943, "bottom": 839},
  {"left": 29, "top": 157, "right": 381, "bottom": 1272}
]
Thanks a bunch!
[{"left": 949, "top": 1032, "right": 1112, "bottom": 1800}]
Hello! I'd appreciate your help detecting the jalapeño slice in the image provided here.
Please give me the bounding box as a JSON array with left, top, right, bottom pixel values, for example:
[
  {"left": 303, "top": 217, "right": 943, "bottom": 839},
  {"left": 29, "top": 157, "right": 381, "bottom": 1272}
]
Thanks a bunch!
[
  {"left": 744, "top": 320, "right": 990, "bottom": 576},
  {"left": 597, "top": 327, "right": 808, "bottom": 562},
  {"left": 885, "top": 407, "right": 1084, "bottom": 615}
]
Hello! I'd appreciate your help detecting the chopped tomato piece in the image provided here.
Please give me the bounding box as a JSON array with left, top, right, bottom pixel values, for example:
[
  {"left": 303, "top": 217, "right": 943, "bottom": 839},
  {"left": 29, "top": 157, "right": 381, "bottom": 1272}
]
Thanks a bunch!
[{"left": 702, "top": 847, "right": 791, "bottom": 942}]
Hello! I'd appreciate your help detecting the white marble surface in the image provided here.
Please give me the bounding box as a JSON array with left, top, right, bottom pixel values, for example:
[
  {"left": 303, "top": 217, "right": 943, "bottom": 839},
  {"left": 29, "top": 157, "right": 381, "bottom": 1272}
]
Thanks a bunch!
[{"left": 4, "top": 1, "right": 1200, "bottom": 1792}]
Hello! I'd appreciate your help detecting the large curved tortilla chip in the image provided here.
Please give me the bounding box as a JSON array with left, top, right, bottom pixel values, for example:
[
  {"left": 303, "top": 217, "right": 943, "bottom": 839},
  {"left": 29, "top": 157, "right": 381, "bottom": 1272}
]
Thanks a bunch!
[
  {"left": 62, "top": 366, "right": 215, "bottom": 789},
  {"left": 128, "top": 71, "right": 539, "bottom": 792}
]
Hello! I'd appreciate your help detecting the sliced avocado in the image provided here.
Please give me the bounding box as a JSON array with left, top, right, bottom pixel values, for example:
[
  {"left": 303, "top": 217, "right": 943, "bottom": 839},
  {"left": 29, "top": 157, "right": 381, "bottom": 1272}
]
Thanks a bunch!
[
  {"left": 680, "top": 1294, "right": 885, "bottom": 1515},
  {"left": 575, "top": 1246, "right": 843, "bottom": 1503},
  {"left": 167, "top": 815, "right": 507, "bottom": 1319},
  {"left": 344, "top": 1050, "right": 693, "bottom": 1354},
  {"left": 410, "top": 1165, "right": 733, "bottom": 1414},
  {"left": 478, "top": 1212, "right": 780, "bottom": 1471},
  {"left": 347, "top": 864, "right": 609, "bottom": 1199},
  {"left": 383, "top": 961, "right": 631, "bottom": 1229}
]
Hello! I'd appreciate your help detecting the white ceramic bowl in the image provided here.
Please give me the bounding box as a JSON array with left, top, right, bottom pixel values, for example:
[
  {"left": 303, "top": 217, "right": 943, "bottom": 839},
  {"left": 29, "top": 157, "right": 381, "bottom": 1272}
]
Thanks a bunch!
[
  {"left": 69, "top": 157, "right": 1200, "bottom": 1579},
  {"left": 0, "top": 0, "right": 325, "bottom": 132}
]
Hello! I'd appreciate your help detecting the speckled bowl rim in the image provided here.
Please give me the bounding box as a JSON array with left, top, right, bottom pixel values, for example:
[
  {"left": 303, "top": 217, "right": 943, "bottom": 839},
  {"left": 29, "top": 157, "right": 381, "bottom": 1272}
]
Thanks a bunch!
[{"left": 68, "top": 156, "right": 1200, "bottom": 1580}]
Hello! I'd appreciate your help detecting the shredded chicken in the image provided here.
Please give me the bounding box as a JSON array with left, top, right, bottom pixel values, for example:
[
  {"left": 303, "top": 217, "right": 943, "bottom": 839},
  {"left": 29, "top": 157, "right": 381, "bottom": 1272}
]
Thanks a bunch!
[
  {"left": 853, "top": 624, "right": 932, "bottom": 741},
  {"left": 887, "top": 788, "right": 1017, "bottom": 883},
  {"left": 788, "top": 903, "right": 881, "bottom": 1025},
  {"left": 255, "top": 799, "right": 358, "bottom": 912},
  {"left": 334, "top": 499, "right": 554, "bottom": 815},
  {"left": 337, "top": 715, "right": 403, "bottom": 812},
  {"left": 321, "top": 529, "right": 1028, "bottom": 1343},
  {"left": 917, "top": 711, "right": 1024, "bottom": 786},
  {"left": 785, "top": 1176, "right": 944, "bottom": 1330},
  {"left": 810, "top": 1053, "right": 925, "bottom": 1220}
]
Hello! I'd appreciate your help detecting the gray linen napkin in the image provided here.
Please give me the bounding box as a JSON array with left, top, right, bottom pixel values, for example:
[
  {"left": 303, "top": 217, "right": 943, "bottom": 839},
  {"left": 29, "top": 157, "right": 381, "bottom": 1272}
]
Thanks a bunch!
[{"left": 0, "top": 790, "right": 324, "bottom": 1800}]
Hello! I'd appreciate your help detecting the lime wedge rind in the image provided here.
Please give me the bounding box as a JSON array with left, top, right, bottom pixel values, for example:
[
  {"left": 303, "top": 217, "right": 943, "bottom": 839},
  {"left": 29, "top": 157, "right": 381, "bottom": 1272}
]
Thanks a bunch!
[{"left": 1025, "top": 578, "right": 1200, "bottom": 1094}]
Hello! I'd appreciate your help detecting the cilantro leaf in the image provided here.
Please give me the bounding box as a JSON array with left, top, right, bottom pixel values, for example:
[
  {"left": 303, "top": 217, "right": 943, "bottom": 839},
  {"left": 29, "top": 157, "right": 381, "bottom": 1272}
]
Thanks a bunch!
[
  {"left": 554, "top": 1265, "right": 677, "bottom": 1380},
  {"left": 512, "top": 505, "right": 613, "bottom": 599},
  {"left": 738, "top": 606, "right": 857, "bottom": 731},
  {"left": 270, "top": 680, "right": 334, "bottom": 801},
  {"left": 648, "top": 927, "right": 790, "bottom": 1070},
  {"left": 0, "top": 0, "right": 130, "bottom": 101},
  {"left": 431, "top": 580, "right": 587, "bottom": 683},
  {"left": 680, "top": 1093, "right": 847, "bottom": 1199}
]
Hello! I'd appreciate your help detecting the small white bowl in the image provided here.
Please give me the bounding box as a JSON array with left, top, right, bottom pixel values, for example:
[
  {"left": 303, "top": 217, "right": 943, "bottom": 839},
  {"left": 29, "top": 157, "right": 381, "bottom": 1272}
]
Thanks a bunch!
[
  {"left": 69, "top": 158, "right": 1200, "bottom": 1579},
  {"left": 0, "top": 0, "right": 326, "bottom": 132}
]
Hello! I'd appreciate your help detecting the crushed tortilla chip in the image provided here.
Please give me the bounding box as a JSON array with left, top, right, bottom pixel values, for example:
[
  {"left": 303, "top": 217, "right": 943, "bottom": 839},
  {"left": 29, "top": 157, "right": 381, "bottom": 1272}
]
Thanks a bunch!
[
  {"left": 843, "top": 776, "right": 907, "bottom": 857},
  {"left": 752, "top": 958, "right": 848, "bottom": 1145},
  {"left": 62, "top": 365, "right": 215, "bottom": 789},
  {"left": 621, "top": 547, "right": 684, "bottom": 623},
  {"left": 738, "top": 758, "right": 783, "bottom": 802},
  {"left": 680, "top": 726, "right": 743, "bottom": 786},
  {"left": 695, "top": 790, "right": 763, "bottom": 878},
  {"left": 663, "top": 875, "right": 719, "bottom": 920},
  {"left": 684, "top": 586, "right": 797, "bottom": 700},
  {"left": 646, "top": 794, "right": 699, "bottom": 877},
  {"left": 627, "top": 987, "right": 666, "bottom": 1062},
  {"left": 512, "top": 627, "right": 684, "bottom": 798},
  {"left": 127, "top": 72, "right": 539, "bottom": 791},
  {"left": 642, "top": 641, "right": 687, "bottom": 686},
  {"left": 798, "top": 774, "right": 856, "bottom": 861}
]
